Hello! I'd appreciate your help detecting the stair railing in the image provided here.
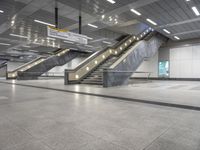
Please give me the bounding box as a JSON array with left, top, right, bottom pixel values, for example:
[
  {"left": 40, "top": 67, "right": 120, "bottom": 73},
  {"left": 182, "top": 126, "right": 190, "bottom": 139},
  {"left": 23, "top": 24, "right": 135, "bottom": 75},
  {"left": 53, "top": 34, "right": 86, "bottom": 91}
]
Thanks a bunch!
[{"left": 64, "top": 34, "right": 139, "bottom": 84}]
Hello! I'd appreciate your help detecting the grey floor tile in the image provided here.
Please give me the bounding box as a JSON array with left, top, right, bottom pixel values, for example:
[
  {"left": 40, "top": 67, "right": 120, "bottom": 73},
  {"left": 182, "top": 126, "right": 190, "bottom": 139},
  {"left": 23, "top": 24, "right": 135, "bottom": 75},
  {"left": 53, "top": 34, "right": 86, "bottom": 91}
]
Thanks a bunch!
[
  {"left": 3, "top": 140, "right": 52, "bottom": 150},
  {"left": 77, "top": 138, "right": 128, "bottom": 150},
  {"left": 40, "top": 127, "right": 97, "bottom": 150},
  {"left": 0, "top": 128, "right": 34, "bottom": 150},
  {"left": 145, "top": 126, "right": 200, "bottom": 150}
]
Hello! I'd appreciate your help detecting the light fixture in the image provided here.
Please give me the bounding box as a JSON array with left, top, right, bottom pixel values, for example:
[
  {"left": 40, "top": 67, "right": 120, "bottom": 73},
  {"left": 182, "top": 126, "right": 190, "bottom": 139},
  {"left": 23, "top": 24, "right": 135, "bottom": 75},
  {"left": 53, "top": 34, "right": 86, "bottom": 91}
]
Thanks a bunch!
[
  {"left": 0, "top": 43, "right": 11, "bottom": 46},
  {"left": 125, "top": 43, "right": 127, "bottom": 46},
  {"left": 95, "top": 60, "right": 98, "bottom": 64},
  {"left": 130, "top": 9, "right": 141, "bottom": 16},
  {"left": 146, "top": 18, "right": 157, "bottom": 25},
  {"left": 163, "top": 29, "right": 171, "bottom": 34},
  {"left": 120, "top": 47, "right": 123, "bottom": 50},
  {"left": 109, "top": 49, "right": 112, "bottom": 53},
  {"left": 64, "top": 40, "right": 74, "bottom": 44},
  {"left": 102, "top": 55, "right": 105, "bottom": 59},
  {"left": 186, "top": 0, "right": 190, "bottom": 1},
  {"left": 75, "top": 75, "right": 79, "bottom": 79},
  {"left": 34, "top": 19, "right": 55, "bottom": 27},
  {"left": 10, "top": 33, "right": 28, "bottom": 39},
  {"left": 106, "top": 0, "right": 116, "bottom": 4},
  {"left": 0, "top": 10, "right": 4, "bottom": 13},
  {"left": 192, "top": 6, "right": 200, "bottom": 16},
  {"left": 86, "top": 67, "right": 89, "bottom": 71},
  {"left": 103, "top": 41, "right": 112, "bottom": 44},
  {"left": 129, "top": 39, "right": 132, "bottom": 43},
  {"left": 115, "top": 51, "right": 118, "bottom": 54},
  {"left": 88, "top": 23, "right": 98, "bottom": 28},
  {"left": 174, "top": 36, "right": 180, "bottom": 40},
  {"left": 102, "top": 15, "right": 105, "bottom": 19},
  {"left": 47, "top": 37, "right": 56, "bottom": 40}
]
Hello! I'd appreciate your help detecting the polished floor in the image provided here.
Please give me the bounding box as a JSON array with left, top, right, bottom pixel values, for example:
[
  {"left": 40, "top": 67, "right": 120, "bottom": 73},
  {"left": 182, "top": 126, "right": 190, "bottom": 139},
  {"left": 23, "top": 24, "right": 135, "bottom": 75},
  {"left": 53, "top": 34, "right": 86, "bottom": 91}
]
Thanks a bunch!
[{"left": 0, "top": 80, "right": 200, "bottom": 150}]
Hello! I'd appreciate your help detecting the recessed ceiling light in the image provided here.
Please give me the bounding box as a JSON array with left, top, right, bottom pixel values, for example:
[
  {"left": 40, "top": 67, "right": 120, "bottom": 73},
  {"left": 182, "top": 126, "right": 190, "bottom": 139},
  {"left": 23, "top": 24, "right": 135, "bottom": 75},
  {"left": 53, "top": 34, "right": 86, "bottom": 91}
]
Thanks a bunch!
[
  {"left": 10, "top": 33, "right": 28, "bottom": 39},
  {"left": 146, "top": 18, "right": 157, "bottom": 25},
  {"left": 163, "top": 29, "right": 171, "bottom": 34},
  {"left": 34, "top": 19, "right": 55, "bottom": 27},
  {"left": 130, "top": 9, "right": 141, "bottom": 16},
  {"left": 0, "top": 42, "right": 11, "bottom": 46},
  {"left": 186, "top": 0, "right": 190, "bottom": 1},
  {"left": 192, "top": 6, "right": 200, "bottom": 16},
  {"left": 106, "top": 0, "right": 116, "bottom": 4},
  {"left": 102, "top": 15, "right": 105, "bottom": 19},
  {"left": 88, "top": 23, "right": 98, "bottom": 28},
  {"left": 0, "top": 10, "right": 4, "bottom": 13},
  {"left": 174, "top": 36, "right": 180, "bottom": 40}
]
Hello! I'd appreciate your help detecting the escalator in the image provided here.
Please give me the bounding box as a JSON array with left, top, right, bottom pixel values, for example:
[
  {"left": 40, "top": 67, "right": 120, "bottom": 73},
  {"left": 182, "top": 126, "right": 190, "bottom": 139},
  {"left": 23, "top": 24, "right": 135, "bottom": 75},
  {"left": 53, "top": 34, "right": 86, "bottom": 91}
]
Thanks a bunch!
[
  {"left": 7, "top": 48, "right": 83, "bottom": 80},
  {"left": 65, "top": 29, "right": 167, "bottom": 87}
]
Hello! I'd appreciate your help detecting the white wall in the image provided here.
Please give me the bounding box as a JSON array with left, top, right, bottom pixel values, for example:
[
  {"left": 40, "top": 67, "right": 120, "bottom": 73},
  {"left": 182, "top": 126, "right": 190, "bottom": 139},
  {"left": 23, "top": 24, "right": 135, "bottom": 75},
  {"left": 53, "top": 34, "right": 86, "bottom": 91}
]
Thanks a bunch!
[
  {"left": 132, "top": 52, "right": 158, "bottom": 78},
  {"left": 170, "top": 45, "right": 200, "bottom": 78}
]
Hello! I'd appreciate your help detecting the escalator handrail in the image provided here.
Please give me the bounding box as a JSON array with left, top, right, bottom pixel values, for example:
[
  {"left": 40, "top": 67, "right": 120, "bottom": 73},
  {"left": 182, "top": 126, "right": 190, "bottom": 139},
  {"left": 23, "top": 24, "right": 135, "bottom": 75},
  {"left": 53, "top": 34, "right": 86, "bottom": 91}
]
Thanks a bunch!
[
  {"left": 8, "top": 56, "right": 46, "bottom": 73},
  {"left": 65, "top": 35, "right": 132, "bottom": 72},
  {"left": 109, "top": 32, "right": 165, "bottom": 70}
]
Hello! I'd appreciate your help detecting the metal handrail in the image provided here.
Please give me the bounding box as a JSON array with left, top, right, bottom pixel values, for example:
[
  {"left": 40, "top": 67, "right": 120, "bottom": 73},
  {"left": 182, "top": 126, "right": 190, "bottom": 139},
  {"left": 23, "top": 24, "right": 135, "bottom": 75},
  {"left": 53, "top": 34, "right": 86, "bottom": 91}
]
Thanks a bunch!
[{"left": 109, "top": 32, "right": 156, "bottom": 69}]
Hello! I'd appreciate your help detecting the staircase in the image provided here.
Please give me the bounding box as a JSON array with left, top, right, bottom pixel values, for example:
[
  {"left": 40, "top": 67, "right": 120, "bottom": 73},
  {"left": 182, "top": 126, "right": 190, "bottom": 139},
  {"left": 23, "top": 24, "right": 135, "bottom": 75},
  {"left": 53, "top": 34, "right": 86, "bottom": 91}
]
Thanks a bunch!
[
  {"left": 81, "top": 44, "right": 134, "bottom": 85},
  {"left": 81, "top": 57, "right": 117, "bottom": 85}
]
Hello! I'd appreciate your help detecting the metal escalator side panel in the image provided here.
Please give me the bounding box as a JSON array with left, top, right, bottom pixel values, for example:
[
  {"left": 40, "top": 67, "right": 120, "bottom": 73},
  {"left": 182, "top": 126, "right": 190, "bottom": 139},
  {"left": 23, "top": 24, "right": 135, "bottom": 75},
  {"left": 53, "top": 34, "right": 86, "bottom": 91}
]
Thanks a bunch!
[{"left": 103, "top": 33, "right": 167, "bottom": 87}]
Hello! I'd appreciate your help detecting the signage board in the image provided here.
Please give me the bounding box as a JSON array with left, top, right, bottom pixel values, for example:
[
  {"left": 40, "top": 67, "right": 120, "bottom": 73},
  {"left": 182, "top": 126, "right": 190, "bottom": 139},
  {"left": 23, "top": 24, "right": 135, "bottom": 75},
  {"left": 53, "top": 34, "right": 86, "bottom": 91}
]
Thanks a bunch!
[{"left": 47, "top": 26, "right": 88, "bottom": 44}]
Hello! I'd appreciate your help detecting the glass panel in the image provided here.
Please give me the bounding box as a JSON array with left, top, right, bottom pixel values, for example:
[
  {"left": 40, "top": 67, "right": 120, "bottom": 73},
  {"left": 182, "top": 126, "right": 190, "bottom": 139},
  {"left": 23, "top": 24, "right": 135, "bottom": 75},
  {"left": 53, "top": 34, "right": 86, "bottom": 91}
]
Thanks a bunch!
[{"left": 159, "top": 61, "right": 169, "bottom": 77}]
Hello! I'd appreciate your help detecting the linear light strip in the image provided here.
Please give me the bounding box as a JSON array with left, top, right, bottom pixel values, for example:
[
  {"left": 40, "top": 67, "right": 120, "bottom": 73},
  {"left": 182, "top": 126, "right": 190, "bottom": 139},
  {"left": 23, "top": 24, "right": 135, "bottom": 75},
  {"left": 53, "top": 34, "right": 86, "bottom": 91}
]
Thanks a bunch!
[
  {"left": 192, "top": 6, "right": 200, "bottom": 16},
  {"left": 130, "top": 9, "right": 141, "bottom": 16},
  {"left": 174, "top": 36, "right": 180, "bottom": 40},
  {"left": 0, "top": 43, "right": 11, "bottom": 46},
  {"left": 88, "top": 23, "right": 98, "bottom": 28},
  {"left": 163, "top": 29, "right": 171, "bottom": 34},
  {"left": 0, "top": 10, "right": 4, "bottom": 13},
  {"left": 10, "top": 33, "right": 28, "bottom": 39},
  {"left": 34, "top": 19, "right": 55, "bottom": 27},
  {"left": 106, "top": 0, "right": 116, "bottom": 4},
  {"left": 102, "top": 41, "right": 112, "bottom": 44},
  {"left": 146, "top": 18, "right": 157, "bottom": 25}
]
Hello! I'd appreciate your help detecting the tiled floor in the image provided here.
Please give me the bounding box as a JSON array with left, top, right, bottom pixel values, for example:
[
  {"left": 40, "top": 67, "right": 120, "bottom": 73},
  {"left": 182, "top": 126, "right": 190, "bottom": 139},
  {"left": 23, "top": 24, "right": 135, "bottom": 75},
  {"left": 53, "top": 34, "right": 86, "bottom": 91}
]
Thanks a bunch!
[
  {"left": 2, "top": 79, "right": 200, "bottom": 108},
  {"left": 0, "top": 80, "right": 200, "bottom": 150}
]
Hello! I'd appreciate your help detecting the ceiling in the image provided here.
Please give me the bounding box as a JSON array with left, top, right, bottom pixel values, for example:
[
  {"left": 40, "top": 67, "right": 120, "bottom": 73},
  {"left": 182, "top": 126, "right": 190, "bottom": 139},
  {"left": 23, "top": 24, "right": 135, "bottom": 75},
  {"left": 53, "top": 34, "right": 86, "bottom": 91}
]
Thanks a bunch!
[{"left": 0, "top": 0, "right": 200, "bottom": 61}]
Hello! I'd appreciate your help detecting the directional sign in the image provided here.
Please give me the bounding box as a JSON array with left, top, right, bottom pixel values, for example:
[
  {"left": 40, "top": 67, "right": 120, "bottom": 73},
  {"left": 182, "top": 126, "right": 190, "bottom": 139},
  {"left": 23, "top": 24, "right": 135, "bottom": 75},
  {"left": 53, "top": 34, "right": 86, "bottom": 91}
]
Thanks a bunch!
[{"left": 47, "top": 26, "right": 88, "bottom": 44}]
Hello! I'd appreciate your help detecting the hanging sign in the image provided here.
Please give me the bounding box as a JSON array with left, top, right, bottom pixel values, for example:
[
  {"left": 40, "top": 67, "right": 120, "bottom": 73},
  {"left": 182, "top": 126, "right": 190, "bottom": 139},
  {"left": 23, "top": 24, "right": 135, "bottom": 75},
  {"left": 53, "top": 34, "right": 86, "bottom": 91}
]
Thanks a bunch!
[{"left": 47, "top": 26, "right": 88, "bottom": 44}]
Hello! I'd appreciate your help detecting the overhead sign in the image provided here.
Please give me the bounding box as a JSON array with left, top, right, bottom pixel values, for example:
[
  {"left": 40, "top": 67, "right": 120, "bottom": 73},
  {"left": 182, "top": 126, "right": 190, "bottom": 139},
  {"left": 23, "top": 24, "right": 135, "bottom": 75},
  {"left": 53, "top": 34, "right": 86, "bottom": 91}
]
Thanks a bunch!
[{"left": 47, "top": 26, "right": 88, "bottom": 44}]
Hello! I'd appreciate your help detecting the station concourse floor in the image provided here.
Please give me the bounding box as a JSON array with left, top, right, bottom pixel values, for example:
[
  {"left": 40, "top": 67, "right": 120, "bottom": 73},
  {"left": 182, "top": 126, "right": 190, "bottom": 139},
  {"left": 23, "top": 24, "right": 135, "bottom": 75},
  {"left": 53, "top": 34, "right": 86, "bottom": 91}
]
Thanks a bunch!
[{"left": 0, "top": 79, "right": 200, "bottom": 150}]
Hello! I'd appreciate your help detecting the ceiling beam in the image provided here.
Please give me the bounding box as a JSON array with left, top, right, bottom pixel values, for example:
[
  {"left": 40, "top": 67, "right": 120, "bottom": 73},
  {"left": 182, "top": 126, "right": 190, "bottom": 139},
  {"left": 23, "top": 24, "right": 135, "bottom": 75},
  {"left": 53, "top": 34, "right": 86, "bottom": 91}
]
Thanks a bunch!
[
  {"left": 171, "top": 29, "right": 200, "bottom": 36},
  {"left": 156, "top": 17, "right": 200, "bottom": 29}
]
